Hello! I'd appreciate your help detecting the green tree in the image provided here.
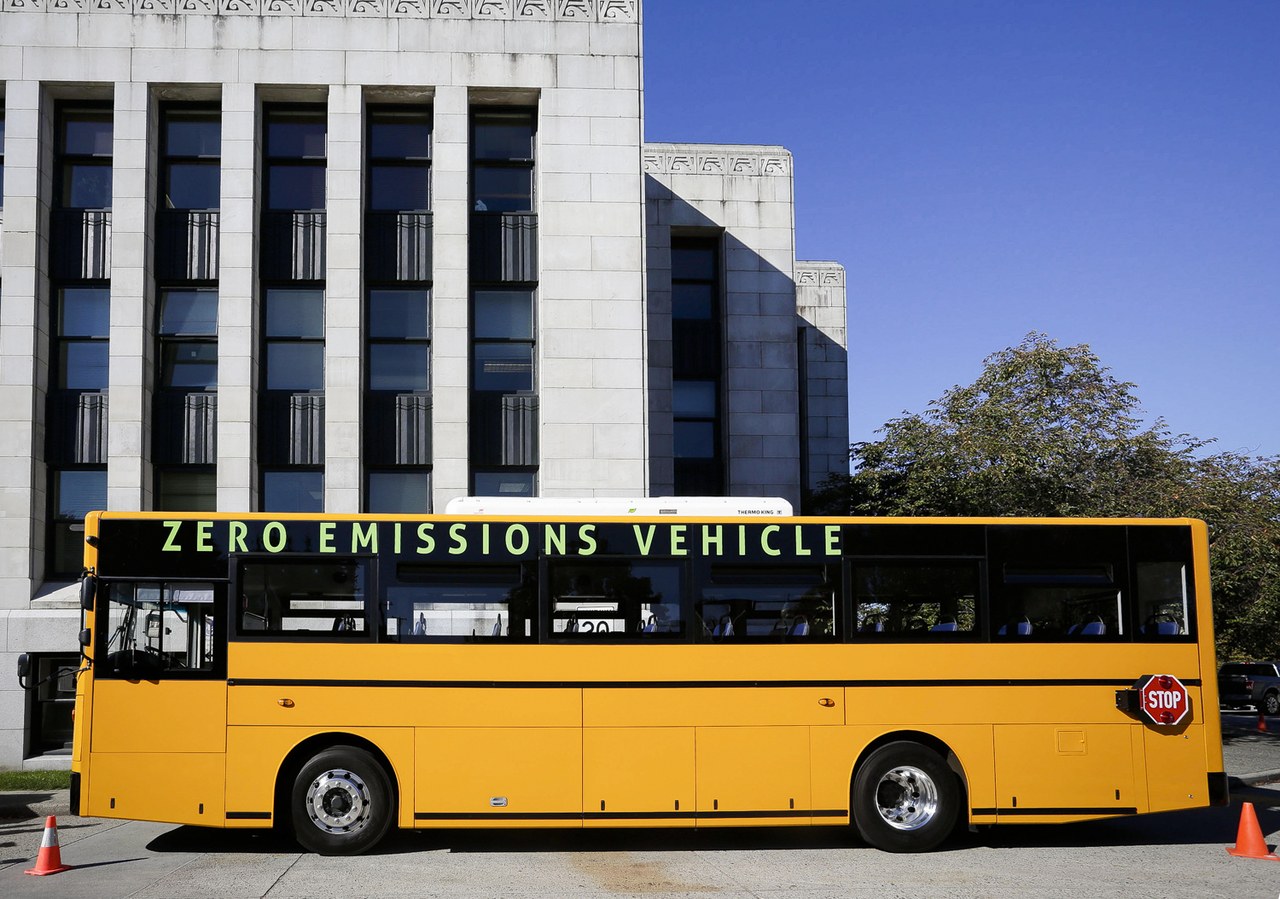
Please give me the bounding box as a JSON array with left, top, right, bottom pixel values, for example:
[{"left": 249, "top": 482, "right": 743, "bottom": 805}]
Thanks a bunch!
[{"left": 814, "top": 332, "right": 1280, "bottom": 659}]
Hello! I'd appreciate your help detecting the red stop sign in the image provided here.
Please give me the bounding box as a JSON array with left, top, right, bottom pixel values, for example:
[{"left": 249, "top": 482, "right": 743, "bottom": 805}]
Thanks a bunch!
[{"left": 1138, "top": 674, "right": 1190, "bottom": 726}]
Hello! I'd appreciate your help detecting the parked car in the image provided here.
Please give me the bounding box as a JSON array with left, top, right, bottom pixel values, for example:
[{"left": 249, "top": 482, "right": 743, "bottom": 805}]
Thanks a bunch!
[{"left": 1218, "top": 661, "right": 1280, "bottom": 714}]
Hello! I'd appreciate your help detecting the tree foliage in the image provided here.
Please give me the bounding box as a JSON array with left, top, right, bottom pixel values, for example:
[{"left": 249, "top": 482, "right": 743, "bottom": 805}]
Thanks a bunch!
[{"left": 813, "top": 332, "right": 1280, "bottom": 660}]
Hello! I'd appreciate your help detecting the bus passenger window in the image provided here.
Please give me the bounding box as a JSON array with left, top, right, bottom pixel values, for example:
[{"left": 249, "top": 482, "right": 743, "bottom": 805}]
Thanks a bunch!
[
  {"left": 697, "top": 566, "right": 837, "bottom": 641},
  {"left": 1135, "top": 562, "right": 1190, "bottom": 638},
  {"left": 100, "top": 581, "right": 219, "bottom": 677},
  {"left": 237, "top": 561, "right": 370, "bottom": 639},
  {"left": 852, "top": 563, "right": 977, "bottom": 638},
  {"left": 997, "top": 565, "right": 1123, "bottom": 640},
  {"left": 549, "top": 561, "right": 684, "bottom": 639},
  {"left": 383, "top": 564, "right": 534, "bottom": 642}
]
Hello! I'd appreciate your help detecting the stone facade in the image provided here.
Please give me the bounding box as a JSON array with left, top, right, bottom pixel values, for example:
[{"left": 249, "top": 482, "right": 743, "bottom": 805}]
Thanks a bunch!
[{"left": 0, "top": 0, "right": 847, "bottom": 767}]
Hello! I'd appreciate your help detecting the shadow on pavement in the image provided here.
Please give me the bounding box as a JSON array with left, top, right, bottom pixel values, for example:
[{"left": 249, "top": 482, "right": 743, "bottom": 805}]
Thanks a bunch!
[{"left": 145, "top": 791, "right": 1280, "bottom": 858}]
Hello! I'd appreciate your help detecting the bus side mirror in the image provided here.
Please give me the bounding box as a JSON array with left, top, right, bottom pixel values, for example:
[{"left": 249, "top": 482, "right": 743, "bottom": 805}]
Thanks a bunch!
[
  {"left": 80, "top": 575, "right": 97, "bottom": 611},
  {"left": 16, "top": 653, "right": 30, "bottom": 688}
]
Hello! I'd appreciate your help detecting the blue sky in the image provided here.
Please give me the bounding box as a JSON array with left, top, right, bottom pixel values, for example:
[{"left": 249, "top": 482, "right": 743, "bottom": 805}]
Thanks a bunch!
[{"left": 642, "top": 1, "right": 1280, "bottom": 459}]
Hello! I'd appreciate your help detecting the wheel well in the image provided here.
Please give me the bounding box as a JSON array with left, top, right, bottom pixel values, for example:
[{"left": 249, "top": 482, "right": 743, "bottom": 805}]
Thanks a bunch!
[
  {"left": 273, "top": 733, "right": 400, "bottom": 828},
  {"left": 850, "top": 731, "right": 971, "bottom": 817}
]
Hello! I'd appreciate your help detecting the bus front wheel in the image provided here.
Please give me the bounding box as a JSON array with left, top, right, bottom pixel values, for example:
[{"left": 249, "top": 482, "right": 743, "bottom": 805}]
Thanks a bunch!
[
  {"left": 291, "top": 746, "right": 393, "bottom": 855},
  {"left": 851, "top": 741, "right": 959, "bottom": 853}
]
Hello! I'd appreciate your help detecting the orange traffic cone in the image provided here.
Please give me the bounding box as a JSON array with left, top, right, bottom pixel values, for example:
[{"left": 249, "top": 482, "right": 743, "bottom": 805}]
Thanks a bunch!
[
  {"left": 24, "top": 815, "right": 73, "bottom": 876},
  {"left": 1259, "top": 711, "right": 1268, "bottom": 733},
  {"left": 1227, "top": 802, "right": 1280, "bottom": 860}
]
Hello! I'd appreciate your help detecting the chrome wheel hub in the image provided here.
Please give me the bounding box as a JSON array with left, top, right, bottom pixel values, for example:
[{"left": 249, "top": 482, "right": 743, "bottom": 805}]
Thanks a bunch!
[
  {"left": 306, "top": 768, "right": 371, "bottom": 834},
  {"left": 874, "top": 764, "right": 940, "bottom": 831}
]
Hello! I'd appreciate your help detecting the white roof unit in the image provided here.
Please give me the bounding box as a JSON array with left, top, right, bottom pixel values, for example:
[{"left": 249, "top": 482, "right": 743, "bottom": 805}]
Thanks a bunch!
[{"left": 443, "top": 496, "right": 794, "bottom": 517}]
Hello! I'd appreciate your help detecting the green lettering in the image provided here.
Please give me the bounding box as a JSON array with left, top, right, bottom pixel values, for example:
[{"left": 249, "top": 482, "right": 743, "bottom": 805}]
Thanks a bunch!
[
  {"left": 263, "top": 521, "right": 287, "bottom": 553},
  {"left": 417, "top": 522, "right": 436, "bottom": 555},
  {"left": 320, "top": 522, "right": 336, "bottom": 553},
  {"left": 825, "top": 525, "right": 841, "bottom": 557},
  {"left": 196, "top": 521, "right": 214, "bottom": 553},
  {"left": 633, "top": 524, "right": 657, "bottom": 556},
  {"left": 505, "top": 524, "right": 530, "bottom": 555},
  {"left": 761, "top": 525, "right": 781, "bottom": 557},
  {"left": 394, "top": 522, "right": 402, "bottom": 555},
  {"left": 449, "top": 523, "right": 468, "bottom": 555},
  {"left": 482, "top": 523, "right": 491, "bottom": 555},
  {"left": 352, "top": 522, "right": 379, "bottom": 554},
  {"left": 161, "top": 520, "right": 183, "bottom": 553},
  {"left": 578, "top": 524, "right": 597, "bottom": 556},
  {"left": 229, "top": 521, "right": 248, "bottom": 553},
  {"left": 670, "top": 524, "right": 688, "bottom": 556},
  {"left": 702, "top": 525, "right": 723, "bottom": 556},
  {"left": 545, "top": 524, "right": 567, "bottom": 555},
  {"left": 738, "top": 525, "right": 747, "bottom": 556},
  {"left": 794, "top": 526, "right": 811, "bottom": 557}
]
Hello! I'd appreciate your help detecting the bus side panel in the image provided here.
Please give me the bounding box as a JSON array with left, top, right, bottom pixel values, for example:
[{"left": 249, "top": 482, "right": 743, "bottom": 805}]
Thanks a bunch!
[
  {"left": 225, "top": 726, "right": 415, "bottom": 828},
  {"left": 695, "top": 726, "right": 811, "bottom": 825},
  {"left": 414, "top": 727, "right": 581, "bottom": 826},
  {"left": 583, "top": 727, "right": 695, "bottom": 826},
  {"left": 92, "top": 681, "right": 227, "bottom": 753},
  {"left": 809, "top": 724, "right": 997, "bottom": 824},
  {"left": 84, "top": 752, "right": 225, "bottom": 825},
  {"left": 993, "top": 724, "right": 1138, "bottom": 821},
  {"left": 1143, "top": 724, "right": 1211, "bottom": 813}
]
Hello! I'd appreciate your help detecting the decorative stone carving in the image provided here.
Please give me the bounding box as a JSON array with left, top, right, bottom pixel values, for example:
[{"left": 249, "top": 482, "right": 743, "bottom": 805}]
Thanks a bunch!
[
  {"left": 642, "top": 147, "right": 792, "bottom": 178},
  {"left": 347, "top": 0, "right": 387, "bottom": 15},
  {"left": 431, "top": 0, "right": 469, "bottom": 16},
  {"left": 474, "top": 0, "right": 510, "bottom": 17},
  {"left": 4, "top": 0, "right": 47, "bottom": 11},
  {"left": 176, "top": 0, "right": 216, "bottom": 13},
  {"left": 556, "top": 0, "right": 590, "bottom": 19},
  {"left": 389, "top": 0, "right": 425, "bottom": 15},
  {"left": 138, "top": 0, "right": 176, "bottom": 11},
  {"left": 220, "top": 0, "right": 261, "bottom": 14},
  {"left": 262, "top": 0, "right": 301, "bottom": 13},
  {"left": 93, "top": 0, "right": 130, "bottom": 11},
  {"left": 598, "top": 0, "right": 635, "bottom": 20},
  {"left": 2, "top": 0, "right": 644, "bottom": 16},
  {"left": 514, "top": 0, "right": 549, "bottom": 16},
  {"left": 305, "top": 0, "right": 344, "bottom": 14}
]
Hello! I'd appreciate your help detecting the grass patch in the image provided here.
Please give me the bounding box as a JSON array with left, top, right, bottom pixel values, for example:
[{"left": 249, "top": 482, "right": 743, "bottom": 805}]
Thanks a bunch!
[{"left": 0, "top": 769, "right": 72, "bottom": 791}]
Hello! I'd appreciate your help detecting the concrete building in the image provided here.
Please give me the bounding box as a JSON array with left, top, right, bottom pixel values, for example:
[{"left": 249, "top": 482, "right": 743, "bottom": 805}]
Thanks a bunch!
[{"left": 0, "top": 1, "right": 847, "bottom": 768}]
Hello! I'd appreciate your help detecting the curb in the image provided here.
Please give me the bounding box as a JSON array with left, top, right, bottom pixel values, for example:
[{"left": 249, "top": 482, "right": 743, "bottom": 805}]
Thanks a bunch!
[
  {"left": 0, "top": 789, "right": 70, "bottom": 821},
  {"left": 1231, "top": 770, "right": 1280, "bottom": 788}
]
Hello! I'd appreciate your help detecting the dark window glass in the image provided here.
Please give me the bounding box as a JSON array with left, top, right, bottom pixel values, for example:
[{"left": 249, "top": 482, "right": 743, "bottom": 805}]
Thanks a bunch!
[
  {"left": 473, "top": 113, "right": 534, "bottom": 160},
  {"left": 1131, "top": 526, "right": 1196, "bottom": 639},
  {"left": 267, "top": 165, "right": 325, "bottom": 210},
  {"left": 369, "top": 345, "right": 429, "bottom": 392},
  {"left": 261, "top": 470, "right": 324, "bottom": 513},
  {"left": 473, "top": 343, "right": 533, "bottom": 392},
  {"left": 549, "top": 561, "right": 683, "bottom": 639},
  {"left": 473, "top": 471, "right": 535, "bottom": 497},
  {"left": 159, "top": 289, "right": 218, "bottom": 336},
  {"left": 672, "top": 246, "right": 716, "bottom": 280},
  {"left": 100, "top": 581, "right": 220, "bottom": 677},
  {"left": 26, "top": 653, "right": 78, "bottom": 754},
  {"left": 369, "top": 289, "right": 429, "bottom": 339},
  {"left": 60, "top": 288, "right": 110, "bottom": 336},
  {"left": 367, "top": 471, "right": 431, "bottom": 514},
  {"left": 265, "top": 289, "right": 324, "bottom": 337},
  {"left": 60, "top": 342, "right": 109, "bottom": 390},
  {"left": 673, "top": 380, "right": 716, "bottom": 417},
  {"left": 0, "top": 116, "right": 6, "bottom": 201},
  {"left": 385, "top": 564, "right": 533, "bottom": 642},
  {"left": 63, "top": 164, "right": 113, "bottom": 208},
  {"left": 473, "top": 167, "right": 532, "bottom": 212},
  {"left": 266, "top": 115, "right": 326, "bottom": 158},
  {"left": 370, "top": 116, "right": 432, "bottom": 159},
  {"left": 474, "top": 290, "right": 533, "bottom": 340},
  {"left": 164, "top": 164, "right": 221, "bottom": 210},
  {"left": 156, "top": 469, "right": 216, "bottom": 511},
  {"left": 853, "top": 562, "right": 980, "bottom": 637},
  {"left": 673, "top": 421, "right": 715, "bottom": 459},
  {"left": 698, "top": 566, "right": 837, "bottom": 640},
  {"left": 165, "top": 116, "right": 221, "bottom": 157},
  {"left": 672, "top": 283, "right": 714, "bottom": 320},
  {"left": 63, "top": 116, "right": 113, "bottom": 156},
  {"left": 238, "top": 560, "right": 369, "bottom": 638},
  {"left": 370, "top": 165, "right": 430, "bottom": 211},
  {"left": 161, "top": 342, "right": 218, "bottom": 389},
  {"left": 266, "top": 344, "right": 323, "bottom": 391},
  {"left": 56, "top": 469, "right": 106, "bottom": 519}
]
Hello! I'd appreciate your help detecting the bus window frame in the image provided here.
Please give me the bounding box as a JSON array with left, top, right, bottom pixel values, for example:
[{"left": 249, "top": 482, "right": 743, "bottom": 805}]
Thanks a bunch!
[
  {"left": 379, "top": 559, "right": 538, "bottom": 643},
  {"left": 231, "top": 554, "right": 376, "bottom": 643},
  {"left": 1128, "top": 525, "right": 1198, "bottom": 642},
  {"left": 844, "top": 557, "right": 985, "bottom": 642},
  {"left": 693, "top": 561, "right": 843, "bottom": 643},
  {"left": 92, "top": 576, "right": 228, "bottom": 680}
]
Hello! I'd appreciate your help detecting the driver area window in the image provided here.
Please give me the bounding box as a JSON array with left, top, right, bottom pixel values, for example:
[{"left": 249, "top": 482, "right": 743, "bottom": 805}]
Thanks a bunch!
[{"left": 99, "top": 581, "right": 221, "bottom": 678}]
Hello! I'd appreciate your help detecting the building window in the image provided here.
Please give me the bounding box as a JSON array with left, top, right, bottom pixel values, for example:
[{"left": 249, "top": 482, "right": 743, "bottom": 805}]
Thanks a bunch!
[
  {"left": 156, "top": 469, "right": 216, "bottom": 512},
  {"left": 471, "top": 109, "right": 534, "bottom": 213},
  {"left": 161, "top": 106, "right": 221, "bottom": 210},
  {"left": 265, "top": 107, "right": 326, "bottom": 211},
  {"left": 367, "top": 470, "right": 432, "bottom": 513},
  {"left": 671, "top": 236, "right": 724, "bottom": 494},
  {"left": 56, "top": 105, "right": 113, "bottom": 209},
  {"left": 24, "top": 654, "right": 79, "bottom": 758},
  {"left": 368, "top": 106, "right": 431, "bottom": 212},
  {"left": 55, "top": 286, "right": 110, "bottom": 390},
  {"left": 1, "top": 111, "right": 6, "bottom": 204},
  {"left": 51, "top": 468, "right": 105, "bottom": 576},
  {"left": 262, "top": 470, "right": 324, "bottom": 514}
]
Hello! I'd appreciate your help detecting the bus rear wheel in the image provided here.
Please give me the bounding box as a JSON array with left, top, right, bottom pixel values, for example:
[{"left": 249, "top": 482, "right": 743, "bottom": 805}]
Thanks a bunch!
[
  {"left": 291, "top": 746, "right": 393, "bottom": 855},
  {"left": 852, "top": 741, "right": 959, "bottom": 853}
]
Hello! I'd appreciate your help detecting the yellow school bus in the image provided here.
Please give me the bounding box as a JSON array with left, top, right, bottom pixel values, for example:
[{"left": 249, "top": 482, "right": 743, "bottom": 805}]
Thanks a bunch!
[{"left": 63, "top": 509, "right": 1227, "bottom": 854}]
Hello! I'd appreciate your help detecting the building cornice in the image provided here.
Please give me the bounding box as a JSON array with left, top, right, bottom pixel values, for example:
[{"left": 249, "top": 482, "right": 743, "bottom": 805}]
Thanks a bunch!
[
  {"left": 0, "top": 0, "right": 637, "bottom": 21},
  {"left": 642, "top": 144, "right": 792, "bottom": 178}
]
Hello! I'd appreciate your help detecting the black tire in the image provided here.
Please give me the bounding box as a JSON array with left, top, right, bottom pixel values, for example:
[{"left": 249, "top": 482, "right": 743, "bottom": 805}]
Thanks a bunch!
[
  {"left": 851, "top": 741, "right": 960, "bottom": 853},
  {"left": 291, "top": 746, "right": 394, "bottom": 855},
  {"left": 1265, "top": 693, "right": 1280, "bottom": 717}
]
